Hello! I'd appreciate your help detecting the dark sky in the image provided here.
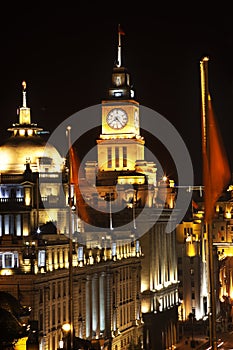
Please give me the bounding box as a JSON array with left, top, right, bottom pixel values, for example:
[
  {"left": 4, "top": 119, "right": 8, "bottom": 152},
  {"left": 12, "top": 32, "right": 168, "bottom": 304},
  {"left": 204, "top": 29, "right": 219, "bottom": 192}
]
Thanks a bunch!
[{"left": 0, "top": 4, "right": 232, "bottom": 185}]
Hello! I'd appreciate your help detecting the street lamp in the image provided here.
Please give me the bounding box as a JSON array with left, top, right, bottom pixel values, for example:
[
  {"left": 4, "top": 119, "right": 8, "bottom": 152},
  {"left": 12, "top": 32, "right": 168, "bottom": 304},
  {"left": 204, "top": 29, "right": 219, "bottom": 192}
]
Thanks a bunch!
[{"left": 59, "top": 323, "right": 71, "bottom": 350}]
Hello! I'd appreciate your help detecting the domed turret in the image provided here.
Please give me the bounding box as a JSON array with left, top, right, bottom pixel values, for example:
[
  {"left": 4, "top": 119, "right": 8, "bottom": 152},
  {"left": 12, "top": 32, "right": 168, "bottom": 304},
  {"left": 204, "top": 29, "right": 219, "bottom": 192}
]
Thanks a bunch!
[{"left": 0, "top": 82, "right": 65, "bottom": 174}]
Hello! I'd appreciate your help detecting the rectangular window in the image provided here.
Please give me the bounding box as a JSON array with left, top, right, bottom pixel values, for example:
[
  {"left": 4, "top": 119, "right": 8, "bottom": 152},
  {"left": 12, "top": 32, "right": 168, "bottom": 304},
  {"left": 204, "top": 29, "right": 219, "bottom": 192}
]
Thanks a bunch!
[
  {"left": 52, "top": 283, "right": 56, "bottom": 299},
  {"left": 5, "top": 254, "right": 13, "bottom": 268},
  {"left": 16, "top": 214, "right": 21, "bottom": 236},
  {"left": 48, "top": 309, "right": 50, "bottom": 329},
  {"left": 38, "top": 250, "right": 46, "bottom": 267},
  {"left": 4, "top": 215, "right": 9, "bottom": 235},
  {"left": 52, "top": 305, "right": 55, "bottom": 325},
  {"left": 9, "top": 215, "right": 14, "bottom": 234},
  {"left": 115, "top": 147, "right": 119, "bottom": 168},
  {"left": 107, "top": 147, "right": 112, "bottom": 168},
  {"left": 78, "top": 247, "right": 84, "bottom": 261},
  {"left": 39, "top": 311, "right": 43, "bottom": 331},
  {"left": 58, "top": 304, "right": 61, "bottom": 324},
  {"left": 63, "top": 302, "right": 66, "bottom": 322},
  {"left": 63, "top": 281, "right": 66, "bottom": 297},
  {"left": 39, "top": 289, "right": 43, "bottom": 304},
  {"left": 135, "top": 240, "right": 140, "bottom": 253},
  {"left": 112, "top": 242, "right": 117, "bottom": 257},
  {"left": 58, "top": 282, "right": 61, "bottom": 298},
  {"left": 123, "top": 147, "right": 127, "bottom": 167}
]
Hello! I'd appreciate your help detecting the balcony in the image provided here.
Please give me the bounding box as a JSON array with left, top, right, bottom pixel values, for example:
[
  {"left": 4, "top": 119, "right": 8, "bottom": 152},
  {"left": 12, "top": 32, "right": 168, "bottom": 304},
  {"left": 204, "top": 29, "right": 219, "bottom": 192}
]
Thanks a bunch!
[{"left": 0, "top": 197, "right": 30, "bottom": 211}]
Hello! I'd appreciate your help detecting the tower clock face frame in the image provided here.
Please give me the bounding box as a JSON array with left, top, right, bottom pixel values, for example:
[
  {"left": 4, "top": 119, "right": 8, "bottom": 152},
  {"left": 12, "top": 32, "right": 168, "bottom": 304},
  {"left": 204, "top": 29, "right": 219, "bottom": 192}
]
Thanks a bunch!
[{"left": 106, "top": 108, "right": 128, "bottom": 130}]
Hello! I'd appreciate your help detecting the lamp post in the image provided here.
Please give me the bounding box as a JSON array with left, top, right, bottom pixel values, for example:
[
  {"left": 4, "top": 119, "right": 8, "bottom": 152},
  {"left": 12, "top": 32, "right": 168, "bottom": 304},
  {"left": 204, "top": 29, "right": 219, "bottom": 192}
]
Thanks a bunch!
[
  {"left": 105, "top": 192, "right": 114, "bottom": 230},
  {"left": 58, "top": 323, "right": 71, "bottom": 350}
]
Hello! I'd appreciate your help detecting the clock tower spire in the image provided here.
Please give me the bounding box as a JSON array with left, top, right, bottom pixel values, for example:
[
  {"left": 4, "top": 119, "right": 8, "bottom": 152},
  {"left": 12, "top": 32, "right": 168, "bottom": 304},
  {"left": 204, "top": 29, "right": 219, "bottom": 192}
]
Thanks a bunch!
[
  {"left": 95, "top": 25, "right": 145, "bottom": 174},
  {"left": 85, "top": 25, "right": 157, "bottom": 208},
  {"left": 107, "top": 25, "right": 135, "bottom": 100},
  {"left": 116, "top": 24, "right": 124, "bottom": 68}
]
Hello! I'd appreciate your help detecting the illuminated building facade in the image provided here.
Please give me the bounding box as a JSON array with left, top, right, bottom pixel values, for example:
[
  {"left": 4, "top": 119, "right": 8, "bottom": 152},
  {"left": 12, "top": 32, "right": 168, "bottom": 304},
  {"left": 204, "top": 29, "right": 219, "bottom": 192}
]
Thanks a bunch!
[
  {"left": 0, "top": 28, "right": 180, "bottom": 350},
  {"left": 0, "top": 83, "right": 143, "bottom": 350},
  {"left": 176, "top": 190, "right": 233, "bottom": 327},
  {"left": 83, "top": 29, "right": 179, "bottom": 350},
  {"left": 176, "top": 220, "right": 208, "bottom": 321}
]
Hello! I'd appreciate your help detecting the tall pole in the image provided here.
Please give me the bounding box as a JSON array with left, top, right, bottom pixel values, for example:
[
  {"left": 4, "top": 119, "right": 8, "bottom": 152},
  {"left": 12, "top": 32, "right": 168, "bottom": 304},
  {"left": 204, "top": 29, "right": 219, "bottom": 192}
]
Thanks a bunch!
[
  {"left": 116, "top": 24, "right": 122, "bottom": 68},
  {"left": 133, "top": 190, "right": 137, "bottom": 230},
  {"left": 67, "top": 125, "right": 74, "bottom": 350},
  {"left": 109, "top": 193, "right": 113, "bottom": 231},
  {"left": 200, "top": 57, "right": 217, "bottom": 350}
]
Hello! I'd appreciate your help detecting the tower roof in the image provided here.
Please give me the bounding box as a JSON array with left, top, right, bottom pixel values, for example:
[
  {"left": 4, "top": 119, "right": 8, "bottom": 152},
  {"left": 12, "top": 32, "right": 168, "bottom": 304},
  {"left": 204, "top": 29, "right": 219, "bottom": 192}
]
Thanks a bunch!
[
  {"left": 0, "top": 82, "right": 64, "bottom": 174},
  {"left": 8, "top": 81, "right": 43, "bottom": 134}
]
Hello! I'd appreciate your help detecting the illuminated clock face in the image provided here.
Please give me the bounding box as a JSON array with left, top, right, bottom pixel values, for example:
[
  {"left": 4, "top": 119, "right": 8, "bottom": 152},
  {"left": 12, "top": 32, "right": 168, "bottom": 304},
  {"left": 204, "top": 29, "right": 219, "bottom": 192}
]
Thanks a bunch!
[
  {"left": 106, "top": 108, "right": 128, "bottom": 129},
  {"left": 134, "top": 110, "right": 139, "bottom": 128}
]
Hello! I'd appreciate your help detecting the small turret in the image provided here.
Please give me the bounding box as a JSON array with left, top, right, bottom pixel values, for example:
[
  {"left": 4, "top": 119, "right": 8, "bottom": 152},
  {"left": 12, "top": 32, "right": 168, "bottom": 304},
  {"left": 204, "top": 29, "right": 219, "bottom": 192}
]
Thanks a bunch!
[
  {"left": 8, "top": 81, "right": 43, "bottom": 136},
  {"left": 19, "top": 81, "right": 31, "bottom": 125}
]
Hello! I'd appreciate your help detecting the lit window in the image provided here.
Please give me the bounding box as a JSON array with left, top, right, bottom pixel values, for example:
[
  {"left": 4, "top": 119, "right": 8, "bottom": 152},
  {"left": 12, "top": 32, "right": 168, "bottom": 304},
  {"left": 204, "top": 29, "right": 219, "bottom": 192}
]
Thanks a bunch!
[
  {"left": 112, "top": 243, "right": 117, "bottom": 257},
  {"left": 114, "top": 91, "right": 123, "bottom": 97},
  {"left": 19, "top": 129, "right": 25, "bottom": 136},
  {"left": 0, "top": 252, "right": 19, "bottom": 268},
  {"left": 123, "top": 147, "right": 127, "bottom": 167},
  {"left": 107, "top": 148, "right": 112, "bottom": 168},
  {"left": 135, "top": 241, "right": 140, "bottom": 253},
  {"left": 115, "top": 147, "right": 119, "bottom": 168},
  {"left": 38, "top": 250, "right": 46, "bottom": 267},
  {"left": 78, "top": 247, "right": 84, "bottom": 261}
]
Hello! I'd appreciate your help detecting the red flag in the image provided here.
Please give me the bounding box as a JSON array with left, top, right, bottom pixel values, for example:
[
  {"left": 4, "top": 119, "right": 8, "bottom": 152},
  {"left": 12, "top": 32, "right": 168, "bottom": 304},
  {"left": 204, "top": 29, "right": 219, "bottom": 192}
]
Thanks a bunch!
[
  {"left": 202, "top": 95, "right": 231, "bottom": 223},
  {"left": 69, "top": 145, "right": 90, "bottom": 223},
  {"left": 118, "top": 24, "right": 125, "bottom": 35},
  {"left": 192, "top": 199, "right": 198, "bottom": 210}
]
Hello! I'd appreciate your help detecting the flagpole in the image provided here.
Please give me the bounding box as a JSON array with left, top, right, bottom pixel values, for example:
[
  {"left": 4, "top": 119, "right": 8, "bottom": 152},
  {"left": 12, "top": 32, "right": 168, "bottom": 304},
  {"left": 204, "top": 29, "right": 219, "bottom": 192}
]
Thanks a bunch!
[
  {"left": 200, "top": 57, "right": 217, "bottom": 350},
  {"left": 117, "top": 24, "right": 122, "bottom": 67},
  {"left": 67, "top": 125, "right": 74, "bottom": 350}
]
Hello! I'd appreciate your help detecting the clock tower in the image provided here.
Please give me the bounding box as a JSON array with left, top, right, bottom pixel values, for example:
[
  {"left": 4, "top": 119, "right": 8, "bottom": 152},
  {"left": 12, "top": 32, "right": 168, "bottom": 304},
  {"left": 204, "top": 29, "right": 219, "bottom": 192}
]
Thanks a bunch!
[{"left": 97, "top": 26, "right": 145, "bottom": 172}]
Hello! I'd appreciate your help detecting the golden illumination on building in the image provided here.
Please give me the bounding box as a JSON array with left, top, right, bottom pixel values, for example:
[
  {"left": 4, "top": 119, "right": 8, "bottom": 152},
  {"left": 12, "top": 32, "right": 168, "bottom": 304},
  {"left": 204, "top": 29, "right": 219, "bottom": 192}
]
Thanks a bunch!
[
  {"left": 62, "top": 323, "right": 71, "bottom": 332},
  {"left": 0, "top": 269, "right": 13, "bottom": 276},
  {"left": 24, "top": 187, "right": 31, "bottom": 206},
  {"left": 117, "top": 175, "right": 145, "bottom": 185},
  {"left": 27, "top": 129, "right": 33, "bottom": 136},
  {"left": 19, "top": 129, "right": 25, "bottom": 136},
  {"left": 186, "top": 239, "right": 197, "bottom": 257},
  {"left": 14, "top": 336, "right": 28, "bottom": 350},
  {"left": 225, "top": 211, "right": 231, "bottom": 219}
]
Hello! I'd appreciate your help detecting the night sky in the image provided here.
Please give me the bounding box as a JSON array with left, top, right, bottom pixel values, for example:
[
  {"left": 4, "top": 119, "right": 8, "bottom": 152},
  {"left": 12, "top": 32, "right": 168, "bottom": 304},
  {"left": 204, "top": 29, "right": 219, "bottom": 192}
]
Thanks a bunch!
[{"left": 0, "top": 5, "right": 232, "bottom": 186}]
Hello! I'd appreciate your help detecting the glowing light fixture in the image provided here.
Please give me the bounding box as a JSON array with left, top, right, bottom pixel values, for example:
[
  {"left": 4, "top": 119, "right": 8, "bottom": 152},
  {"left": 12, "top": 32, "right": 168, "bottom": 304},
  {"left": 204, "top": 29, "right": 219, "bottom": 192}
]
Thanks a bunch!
[{"left": 62, "top": 323, "right": 71, "bottom": 332}]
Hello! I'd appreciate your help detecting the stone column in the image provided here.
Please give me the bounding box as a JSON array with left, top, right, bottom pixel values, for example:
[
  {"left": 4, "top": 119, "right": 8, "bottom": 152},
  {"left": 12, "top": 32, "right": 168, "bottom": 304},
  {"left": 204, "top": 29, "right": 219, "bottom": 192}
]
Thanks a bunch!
[
  {"left": 92, "top": 273, "right": 99, "bottom": 336},
  {"left": 86, "top": 275, "right": 92, "bottom": 338},
  {"left": 99, "top": 272, "right": 105, "bottom": 335},
  {"left": 105, "top": 270, "right": 112, "bottom": 339}
]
